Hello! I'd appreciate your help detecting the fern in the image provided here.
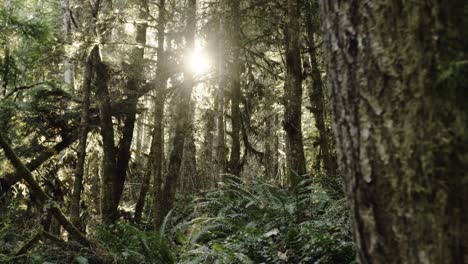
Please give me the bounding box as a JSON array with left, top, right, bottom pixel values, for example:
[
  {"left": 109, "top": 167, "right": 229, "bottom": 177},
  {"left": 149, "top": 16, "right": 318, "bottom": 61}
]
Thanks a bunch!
[{"left": 171, "top": 178, "right": 355, "bottom": 263}]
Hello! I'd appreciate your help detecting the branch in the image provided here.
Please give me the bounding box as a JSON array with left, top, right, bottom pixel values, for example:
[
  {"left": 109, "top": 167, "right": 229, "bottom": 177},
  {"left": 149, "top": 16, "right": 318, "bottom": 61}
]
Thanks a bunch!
[
  {"left": 0, "top": 134, "right": 90, "bottom": 247},
  {"left": 0, "top": 132, "right": 77, "bottom": 197}
]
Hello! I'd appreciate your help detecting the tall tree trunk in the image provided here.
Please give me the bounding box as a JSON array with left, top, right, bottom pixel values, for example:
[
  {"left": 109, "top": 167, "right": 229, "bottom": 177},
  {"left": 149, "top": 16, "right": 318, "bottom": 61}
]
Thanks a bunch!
[
  {"left": 151, "top": 0, "right": 168, "bottom": 230},
  {"left": 228, "top": 0, "right": 241, "bottom": 178},
  {"left": 318, "top": 1, "right": 468, "bottom": 263},
  {"left": 216, "top": 1, "right": 227, "bottom": 181},
  {"left": 97, "top": 0, "right": 147, "bottom": 224},
  {"left": 94, "top": 47, "right": 117, "bottom": 225},
  {"left": 127, "top": 0, "right": 149, "bottom": 224},
  {"left": 70, "top": 45, "right": 95, "bottom": 229},
  {"left": 284, "top": 0, "right": 307, "bottom": 187},
  {"left": 304, "top": 0, "right": 338, "bottom": 191},
  {"left": 155, "top": 0, "right": 196, "bottom": 229}
]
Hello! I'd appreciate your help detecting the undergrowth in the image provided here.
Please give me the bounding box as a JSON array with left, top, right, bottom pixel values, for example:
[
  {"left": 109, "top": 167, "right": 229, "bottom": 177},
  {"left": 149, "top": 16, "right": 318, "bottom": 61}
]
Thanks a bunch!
[
  {"left": 164, "top": 176, "right": 355, "bottom": 264},
  {"left": 0, "top": 176, "right": 355, "bottom": 263}
]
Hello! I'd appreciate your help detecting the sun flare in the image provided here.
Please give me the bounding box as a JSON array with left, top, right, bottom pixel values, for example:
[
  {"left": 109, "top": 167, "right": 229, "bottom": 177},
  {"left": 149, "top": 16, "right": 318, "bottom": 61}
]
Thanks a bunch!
[{"left": 188, "top": 47, "right": 210, "bottom": 76}]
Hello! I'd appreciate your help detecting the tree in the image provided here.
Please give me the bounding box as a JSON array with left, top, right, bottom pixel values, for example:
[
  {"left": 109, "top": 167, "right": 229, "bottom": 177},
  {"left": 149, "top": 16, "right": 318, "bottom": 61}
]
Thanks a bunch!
[
  {"left": 228, "top": 0, "right": 242, "bottom": 178},
  {"left": 318, "top": 0, "right": 468, "bottom": 262},
  {"left": 303, "top": 0, "right": 338, "bottom": 192},
  {"left": 149, "top": 0, "right": 168, "bottom": 229},
  {"left": 216, "top": 0, "right": 227, "bottom": 180},
  {"left": 284, "top": 0, "right": 307, "bottom": 187},
  {"left": 69, "top": 45, "right": 94, "bottom": 229},
  {"left": 131, "top": 0, "right": 151, "bottom": 225},
  {"left": 154, "top": 0, "right": 197, "bottom": 228}
]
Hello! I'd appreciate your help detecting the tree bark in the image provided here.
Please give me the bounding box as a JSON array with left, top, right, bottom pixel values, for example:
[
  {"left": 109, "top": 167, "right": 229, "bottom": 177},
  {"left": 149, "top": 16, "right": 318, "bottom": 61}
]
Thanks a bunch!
[
  {"left": 70, "top": 45, "right": 95, "bottom": 229},
  {"left": 229, "top": 0, "right": 242, "bottom": 179},
  {"left": 318, "top": 1, "right": 468, "bottom": 263},
  {"left": 264, "top": 114, "right": 278, "bottom": 180},
  {"left": 94, "top": 46, "right": 118, "bottom": 225},
  {"left": 216, "top": 0, "right": 227, "bottom": 181},
  {"left": 284, "top": 0, "right": 307, "bottom": 187},
  {"left": 304, "top": 0, "right": 338, "bottom": 192},
  {"left": 122, "top": 0, "right": 149, "bottom": 224},
  {"left": 201, "top": 109, "right": 215, "bottom": 188},
  {"left": 150, "top": 0, "right": 168, "bottom": 230},
  {"left": 155, "top": 0, "right": 196, "bottom": 229}
]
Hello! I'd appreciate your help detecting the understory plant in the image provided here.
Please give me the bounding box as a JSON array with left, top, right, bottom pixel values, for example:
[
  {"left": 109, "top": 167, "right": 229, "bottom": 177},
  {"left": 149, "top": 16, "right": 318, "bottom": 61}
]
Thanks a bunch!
[{"left": 165, "top": 175, "right": 355, "bottom": 264}]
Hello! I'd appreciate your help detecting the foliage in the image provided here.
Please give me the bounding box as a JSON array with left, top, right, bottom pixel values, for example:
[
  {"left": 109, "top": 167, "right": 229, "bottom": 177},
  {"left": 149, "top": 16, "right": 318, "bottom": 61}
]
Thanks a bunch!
[
  {"left": 93, "top": 223, "right": 176, "bottom": 264},
  {"left": 166, "top": 176, "right": 355, "bottom": 264}
]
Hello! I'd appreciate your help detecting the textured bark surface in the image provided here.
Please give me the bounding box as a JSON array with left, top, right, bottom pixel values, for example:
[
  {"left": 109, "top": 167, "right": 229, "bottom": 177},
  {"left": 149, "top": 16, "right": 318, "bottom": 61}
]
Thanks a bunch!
[
  {"left": 318, "top": 1, "right": 468, "bottom": 263},
  {"left": 284, "top": 0, "right": 307, "bottom": 187},
  {"left": 264, "top": 114, "right": 278, "bottom": 180}
]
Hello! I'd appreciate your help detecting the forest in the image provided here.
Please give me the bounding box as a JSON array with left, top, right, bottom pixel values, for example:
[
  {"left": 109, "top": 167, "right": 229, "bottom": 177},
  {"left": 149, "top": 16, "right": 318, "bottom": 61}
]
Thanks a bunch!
[{"left": 0, "top": 0, "right": 467, "bottom": 263}]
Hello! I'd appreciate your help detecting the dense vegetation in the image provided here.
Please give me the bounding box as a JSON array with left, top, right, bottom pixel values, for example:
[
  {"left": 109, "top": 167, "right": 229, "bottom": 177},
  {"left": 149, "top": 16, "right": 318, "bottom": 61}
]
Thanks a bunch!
[{"left": 1, "top": 0, "right": 467, "bottom": 263}]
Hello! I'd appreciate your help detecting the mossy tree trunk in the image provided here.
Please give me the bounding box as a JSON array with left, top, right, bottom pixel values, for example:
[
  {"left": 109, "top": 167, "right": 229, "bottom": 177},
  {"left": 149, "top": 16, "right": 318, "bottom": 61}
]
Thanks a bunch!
[{"left": 318, "top": 1, "right": 468, "bottom": 263}]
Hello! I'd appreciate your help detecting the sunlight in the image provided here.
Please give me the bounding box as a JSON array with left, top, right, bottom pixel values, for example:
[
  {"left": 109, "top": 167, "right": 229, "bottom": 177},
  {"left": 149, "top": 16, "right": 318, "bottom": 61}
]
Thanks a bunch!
[{"left": 188, "top": 46, "right": 210, "bottom": 76}]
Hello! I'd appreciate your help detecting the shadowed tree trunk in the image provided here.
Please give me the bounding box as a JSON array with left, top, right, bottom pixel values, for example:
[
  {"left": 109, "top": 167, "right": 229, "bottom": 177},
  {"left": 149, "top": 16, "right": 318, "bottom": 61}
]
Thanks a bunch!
[
  {"left": 304, "top": 0, "right": 338, "bottom": 192},
  {"left": 264, "top": 114, "right": 278, "bottom": 180},
  {"left": 70, "top": 45, "right": 95, "bottom": 229},
  {"left": 150, "top": 0, "right": 168, "bottom": 229},
  {"left": 216, "top": 0, "right": 227, "bottom": 181},
  {"left": 318, "top": 0, "right": 468, "bottom": 263},
  {"left": 284, "top": 0, "right": 307, "bottom": 187},
  {"left": 94, "top": 45, "right": 117, "bottom": 225},
  {"left": 202, "top": 109, "right": 215, "bottom": 188},
  {"left": 155, "top": 0, "right": 196, "bottom": 229},
  {"left": 96, "top": 0, "right": 148, "bottom": 224},
  {"left": 228, "top": 0, "right": 241, "bottom": 179},
  {"left": 130, "top": 0, "right": 151, "bottom": 224}
]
